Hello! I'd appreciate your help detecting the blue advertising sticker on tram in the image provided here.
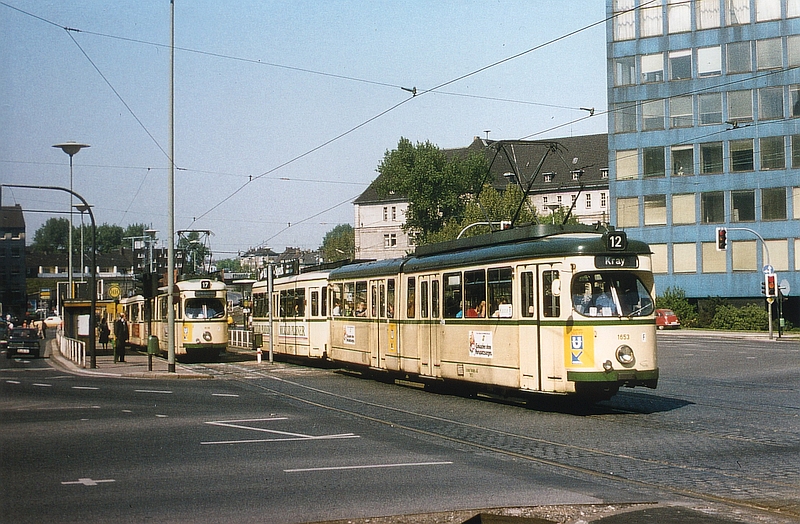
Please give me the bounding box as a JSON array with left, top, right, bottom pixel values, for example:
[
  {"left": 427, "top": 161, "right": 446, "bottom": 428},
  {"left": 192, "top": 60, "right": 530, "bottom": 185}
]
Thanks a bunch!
[{"left": 564, "top": 326, "right": 594, "bottom": 368}]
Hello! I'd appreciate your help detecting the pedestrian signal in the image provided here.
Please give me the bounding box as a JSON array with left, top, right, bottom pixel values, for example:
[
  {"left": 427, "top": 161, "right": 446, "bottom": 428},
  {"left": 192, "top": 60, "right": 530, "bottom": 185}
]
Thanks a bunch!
[{"left": 715, "top": 227, "right": 727, "bottom": 251}]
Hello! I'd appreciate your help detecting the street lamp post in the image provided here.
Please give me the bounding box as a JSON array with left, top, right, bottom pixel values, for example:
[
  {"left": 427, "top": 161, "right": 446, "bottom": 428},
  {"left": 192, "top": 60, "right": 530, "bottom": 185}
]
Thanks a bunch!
[
  {"left": 74, "top": 204, "right": 93, "bottom": 287},
  {"left": 53, "top": 142, "right": 90, "bottom": 301}
]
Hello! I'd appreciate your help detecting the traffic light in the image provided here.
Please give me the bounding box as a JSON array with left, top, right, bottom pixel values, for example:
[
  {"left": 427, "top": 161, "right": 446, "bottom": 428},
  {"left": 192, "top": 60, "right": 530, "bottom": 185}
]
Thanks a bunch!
[
  {"left": 765, "top": 274, "right": 777, "bottom": 298},
  {"left": 715, "top": 227, "right": 727, "bottom": 251},
  {"left": 761, "top": 280, "right": 766, "bottom": 295}
]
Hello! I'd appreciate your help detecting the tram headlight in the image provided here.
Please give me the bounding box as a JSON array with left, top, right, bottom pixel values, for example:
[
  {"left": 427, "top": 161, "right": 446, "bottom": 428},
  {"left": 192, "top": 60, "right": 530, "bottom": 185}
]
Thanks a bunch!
[
  {"left": 615, "top": 345, "right": 636, "bottom": 367},
  {"left": 202, "top": 331, "right": 212, "bottom": 342}
]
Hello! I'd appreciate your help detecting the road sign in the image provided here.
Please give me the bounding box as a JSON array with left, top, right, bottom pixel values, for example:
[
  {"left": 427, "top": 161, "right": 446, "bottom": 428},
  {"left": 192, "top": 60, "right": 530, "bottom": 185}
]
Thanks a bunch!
[
  {"left": 779, "top": 279, "right": 790, "bottom": 296},
  {"left": 108, "top": 284, "right": 121, "bottom": 299},
  {"left": 762, "top": 265, "right": 774, "bottom": 275}
]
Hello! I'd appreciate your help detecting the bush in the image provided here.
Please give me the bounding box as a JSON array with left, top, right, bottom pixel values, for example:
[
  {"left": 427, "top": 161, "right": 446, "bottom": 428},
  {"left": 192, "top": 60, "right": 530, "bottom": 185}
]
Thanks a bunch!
[
  {"left": 656, "top": 286, "right": 698, "bottom": 327},
  {"left": 710, "top": 303, "right": 768, "bottom": 331}
]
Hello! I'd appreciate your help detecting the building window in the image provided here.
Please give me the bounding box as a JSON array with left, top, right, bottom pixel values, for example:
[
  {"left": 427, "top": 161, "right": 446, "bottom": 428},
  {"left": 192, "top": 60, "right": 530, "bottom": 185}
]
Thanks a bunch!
[
  {"left": 644, "top": 194, "right": 667, "bottom": 225},
  {"left": 614, "top": 103, "right": 637, "bottom": 133},
  {"left": 674, "top": 243, "right": 698, "bottom": 273},
  {"left": 790, "top": 0, "right": 800, "bottom": 17},
  {"left": 701, "top": 191, "right": 725, "bottom": 223},
  {"left": 696, "top": 0, "right": 721, "bottom": 29},
  {"left": 791, "top": 85, "right": 800, "bottom": 117},
  {"left": 762, "top": 187, "right": 787, "bottom": 220},
  {"left": 727, "top": 41, "right": 752, "bottom": 73},
  {"left": 732, "top": 240, "right": 757, "bottom": 271},
  {"left": 794, "top": 188, "right": 800, "bottom": 219},
  {"left": 759, "top": 87, "right": 784, "bottom": 120},
  {"left": 755, "top": 0, "right": 781, "bottom": 21},
  {"left": 571, "top": 170, "right": 583, "bottom": 181},
  {"left": 651, "top": 244, "right": 668, "bottom": 273},
  {"left": 727, "top": 0, "right": 751, "bottom": 24},
  {"left": 672, "top": 145, "right": 694, "bottom": 176},
  {"left": 614, "top": 56, "right": 636, "bottom": 86},
  {"left": 616, "top": 150, "right": 638, "bottom": 179},
  {"left": 700, "top": 142, "right": 723, "bottom": 174},
  {"left": 557, "top": 195, "right": 562, "bottom": 205},
  {"left": 640, "top": 0, "right": 664, "bottom": 37},
  {"left": 617, "top": 197, "right": 639, "bottom": 228},
  {"left": 756, "top": 38, "right": 782, "bottom": 70},
  {"left": 699, "top": 93, "right": 722, "bottom": 124},
  {"left": 643, "top": 147, "right": 666, "bottom": 177},
  {"left": 641, "top": 53, "right": 664, "bottom": 82},
  {"left": 730, "top": 139, "right": 754, "bottom": 172},
  {"left": 383, "top": 207, "right": 388, "bottom": 221},
  {"left": 585, "top": 193, "right": 592, "bottom": 209},
  {"left": 384, "top": 234, "right": 397, "bottom": 248},
  {"left": 669, "top": 95, "right": 693, "bottom": 127},
  {"left": 543, "top": 173, "right": 554, "bottom": 183},
  {"left": 672, "top": 193, "right": 696, "bottom": 224},
  {"left": 669, "top": 49, "right": 692, "bottom": 80},
  {"left": 793, "top": 135, "right": 800, "bottom": 167},
  {"left": 702, "top": 242, "right": 726, "bottom": 273},
  {"left": 543, "top": 196, "right": 548, "bottom": 204},
  {"left": 391, "top": 206, "right": 397, "bottom": 220},
  {"left": 600, "top": 193, "right": 607, "bottom": 208},
  {"left": 613, "top": 0, "right": 636, "bottom": 41},
  {"left": 732, "top": 190, "right": 756, "bottom": 221},
  {"left": 642, "top": 99, "right": 665, "bottom": 130},
  {"left": 728, "top": 90, "right": 753, "bottom": 123},
  {"left": 698, "top": 46, "right": 721, "bottom": 77},
  {"left": 760, "top": 136, "right": 785, "bottom": 170},
  {"left": 668, "top": 0, "right": 691, "bottom": 32},
  {"left": 789, "top": 35, "right": 800, "bottom": 66},
  {"left": 600, "top": 169, "right": 609, "bottom": 179}
]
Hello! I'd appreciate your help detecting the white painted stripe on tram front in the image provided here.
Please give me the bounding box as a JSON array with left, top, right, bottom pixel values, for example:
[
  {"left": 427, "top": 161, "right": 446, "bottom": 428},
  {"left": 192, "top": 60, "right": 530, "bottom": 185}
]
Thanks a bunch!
[{"left": 284, "top": 461, "right": 453, "bottom": 473}]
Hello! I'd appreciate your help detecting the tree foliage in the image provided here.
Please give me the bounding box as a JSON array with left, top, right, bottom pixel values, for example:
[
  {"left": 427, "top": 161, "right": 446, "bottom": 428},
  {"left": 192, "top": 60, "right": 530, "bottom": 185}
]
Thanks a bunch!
[
  {"left": 656, "top": 286, "right": 698, "bottom": 327},
  {"left": 31, "top": 217, "right": 70, "bottom": 254},
  {"left": 320, "top": 224, "right": 354, "bottom": 262},
  {"left": 374, "top": 137, "right": 487, "bottom": 245},
  {"left": 33, "top": 219, "right": 155, "bottom": 255}
]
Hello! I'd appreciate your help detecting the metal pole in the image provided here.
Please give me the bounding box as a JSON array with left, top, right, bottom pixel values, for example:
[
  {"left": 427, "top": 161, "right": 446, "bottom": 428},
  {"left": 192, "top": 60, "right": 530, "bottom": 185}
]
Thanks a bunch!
[
  {"left": 68, "top": 155, "right": 73, "bottom": 298},
  {"left": 167, "top": 0, "right": 176, "bottom": 372},
  {"left": 268, "top": 262, "right": 274, "bottom": 364}
]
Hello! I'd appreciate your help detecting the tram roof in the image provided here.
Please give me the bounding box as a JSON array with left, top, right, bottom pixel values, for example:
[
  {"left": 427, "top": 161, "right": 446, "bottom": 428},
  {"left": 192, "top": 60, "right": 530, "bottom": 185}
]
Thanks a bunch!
[{"left": 329, "top": 224, "right": 651, "bottom": 280}]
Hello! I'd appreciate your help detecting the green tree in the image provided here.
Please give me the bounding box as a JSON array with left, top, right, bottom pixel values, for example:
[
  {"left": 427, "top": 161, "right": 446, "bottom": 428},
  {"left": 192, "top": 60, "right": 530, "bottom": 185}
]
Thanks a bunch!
[
  {"left": 215, "top": 258, "right": 243, "bottom": 272},
  {"left": 656, "top": 286, "right": 698, "bottom": 327},
  {"left": 177, "top": 231, "right": 209, "bottom": 275},
  {"left": 31, "top": 217, "right": 70, "bottom": 254},
  {"left": 375, "top": 137, "right": 487, "bottom": 245},
  {"left": 93, "top": 224, "right": 124, "bottom": 254},
  {"left": 320, "top": 224, "right": 354, "bottom": 262}
]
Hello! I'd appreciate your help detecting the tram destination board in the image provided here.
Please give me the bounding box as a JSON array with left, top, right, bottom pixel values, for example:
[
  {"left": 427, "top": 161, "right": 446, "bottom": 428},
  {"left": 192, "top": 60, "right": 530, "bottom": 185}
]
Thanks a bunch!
[{"left": 595, "top": 254, "right": 639, "bottom": 268}]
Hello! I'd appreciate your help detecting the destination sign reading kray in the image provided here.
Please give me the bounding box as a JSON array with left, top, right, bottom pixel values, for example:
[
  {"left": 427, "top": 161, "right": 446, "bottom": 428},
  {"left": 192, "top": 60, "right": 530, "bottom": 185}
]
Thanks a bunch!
[{"left": 595, "top": 255, "right": 639, "bottom": 268}]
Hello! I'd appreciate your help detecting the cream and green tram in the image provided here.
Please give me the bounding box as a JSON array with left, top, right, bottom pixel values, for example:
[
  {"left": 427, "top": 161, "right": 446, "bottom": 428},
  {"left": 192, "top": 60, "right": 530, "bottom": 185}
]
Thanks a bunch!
[
  {"left": 326, "top": 224, "right": 658, "bottom": 400},
  {"left": 151, "top": 278, "right": 228, "bottom": 361},
  {"left": 119, "top": 294, "right": 150, "bottom": 348},
  {"left": 251, "top": 270, "right": 330, "bottom": 359}
]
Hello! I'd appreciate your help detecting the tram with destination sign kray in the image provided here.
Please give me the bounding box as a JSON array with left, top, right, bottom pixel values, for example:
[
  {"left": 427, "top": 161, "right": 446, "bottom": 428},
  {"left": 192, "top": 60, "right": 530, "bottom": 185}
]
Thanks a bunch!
[
  {"left": 253, "top": 224, "right": 658, "bottom": 400},
  {"left": 120, "top": 278, "right": 228, "bottom": 361}
]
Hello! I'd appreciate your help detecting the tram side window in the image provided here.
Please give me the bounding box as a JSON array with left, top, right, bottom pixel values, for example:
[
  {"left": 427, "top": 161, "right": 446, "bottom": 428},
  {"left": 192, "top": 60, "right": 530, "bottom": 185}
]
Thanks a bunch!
[
  {"left": 420, "top": 280, "right": 429, "bottom": 318},
  {"left": 387, "top": 279, "right": 395, "bottom": 318},
  {"left": 355, "top": 281, "right": 367, "bottom": 317},
  {"left": 321, "top": 286, "right": 327, "bottom": 316},
  {"left": 464, "top": 269, "right": 486, "bottom": 318},
  {"left": 343, "top": 282, "right": 355, "bottom": 316},
  {"left": 542, "top": 270, "right": 561, "bottom": 318},
  {"left": 488, "top": 267, "right": 513, "bottom": 318},
  {"left": 371, "top": 284, "right": 378, "bottom": 317},
  {"left": 522, "top": 272, "right": 535, "bottom": 317},
  {"left": 294, "top": 288, "right": 305, "bottom": 317},
  {"left": 432, "top": 280, "right": 440, "bottom": 318},
  {"left": 311, "top": 290, "right": 319, "bottom": 317},
  {"left": 253, "top": 292, "right": 268, "bottom": 317},
  {"left": 379, "top": 282, "right": 386, "bottom": 318},
  {"left": 331, "top": 284, "right": 343, "bottom": 316},
  {"left": 407, "top": 277, "right": 415, "bottom": 318},
  {"left": 443, "top": 272, "right": 462, "bottom": 318}
]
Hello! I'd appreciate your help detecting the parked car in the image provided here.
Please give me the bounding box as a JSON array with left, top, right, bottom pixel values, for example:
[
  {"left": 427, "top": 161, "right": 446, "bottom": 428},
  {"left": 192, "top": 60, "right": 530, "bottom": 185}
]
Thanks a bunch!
[
  {"left": 6, "top": 327, "right": 43, "bottom": 358},
  {"left": 40, "top": 315, "right": 62, "bottom": 329},
  {"left": 655, "top": 308, "right": 680, "bottom": 330}
]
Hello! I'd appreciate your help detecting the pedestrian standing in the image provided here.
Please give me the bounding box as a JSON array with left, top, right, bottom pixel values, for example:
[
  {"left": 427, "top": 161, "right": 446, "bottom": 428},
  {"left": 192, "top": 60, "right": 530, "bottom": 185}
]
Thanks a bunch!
[
  {"left": 113, "top": 313, "right": 129, "bottom": 363},
  {"left": 99, "top": 318, "right": 110, "bottom": 350}
]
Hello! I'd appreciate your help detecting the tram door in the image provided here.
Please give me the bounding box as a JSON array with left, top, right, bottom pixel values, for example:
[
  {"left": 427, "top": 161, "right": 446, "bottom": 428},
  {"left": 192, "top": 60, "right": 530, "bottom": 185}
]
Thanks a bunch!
[
  {"left": 518, "top": 265, "right": 546, "bottom": 391},
  {"left": 418, "top": 275, "right": 440, "bottom": 378},
  {"left": 369, "top": 280, "right": 389, "bottom": 369}
]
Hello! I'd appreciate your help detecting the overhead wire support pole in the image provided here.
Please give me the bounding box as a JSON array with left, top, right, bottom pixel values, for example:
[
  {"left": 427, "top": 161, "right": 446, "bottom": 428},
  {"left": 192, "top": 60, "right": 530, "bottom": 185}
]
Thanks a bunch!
[{"left": 167, "top": 0, "right": 176, "bottom": 372}]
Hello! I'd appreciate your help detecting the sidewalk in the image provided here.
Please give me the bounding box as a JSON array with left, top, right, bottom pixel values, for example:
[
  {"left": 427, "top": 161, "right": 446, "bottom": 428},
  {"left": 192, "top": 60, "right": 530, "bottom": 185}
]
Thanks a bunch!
[{"left": 47, "top": 337, "right": 211, "bottom": 379}]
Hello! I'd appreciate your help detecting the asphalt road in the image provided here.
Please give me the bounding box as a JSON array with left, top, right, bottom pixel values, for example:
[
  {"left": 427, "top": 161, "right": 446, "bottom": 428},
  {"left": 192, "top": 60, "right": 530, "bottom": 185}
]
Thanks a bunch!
[{"left": 1, "top": 331, "right": 798, "bottom": 523}]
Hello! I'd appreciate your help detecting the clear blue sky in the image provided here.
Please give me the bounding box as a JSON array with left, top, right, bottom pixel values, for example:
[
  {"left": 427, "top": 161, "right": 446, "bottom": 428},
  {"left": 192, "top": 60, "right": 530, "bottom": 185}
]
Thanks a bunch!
[{"left": 0, "top": 1, "right": 608, "bottom": 258}]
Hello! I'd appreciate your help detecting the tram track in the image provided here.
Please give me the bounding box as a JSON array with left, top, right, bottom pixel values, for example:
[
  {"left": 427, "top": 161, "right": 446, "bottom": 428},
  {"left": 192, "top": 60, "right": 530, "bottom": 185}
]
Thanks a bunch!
[{"left": 194, "top": 361, "right": 800, "bottom": 521}]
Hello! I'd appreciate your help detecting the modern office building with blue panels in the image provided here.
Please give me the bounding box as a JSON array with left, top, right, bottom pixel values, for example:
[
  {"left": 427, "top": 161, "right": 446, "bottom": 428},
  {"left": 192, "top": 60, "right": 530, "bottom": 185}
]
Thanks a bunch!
[{"left": 606, "top": 0, "right": 799, "bottom": 323}]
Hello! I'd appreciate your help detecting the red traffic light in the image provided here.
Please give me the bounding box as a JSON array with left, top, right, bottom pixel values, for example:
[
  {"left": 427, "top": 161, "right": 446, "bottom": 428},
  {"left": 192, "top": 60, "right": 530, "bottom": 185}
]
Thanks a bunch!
[{"left": 715, "top": 227, "right": 727, "bottom": 251}]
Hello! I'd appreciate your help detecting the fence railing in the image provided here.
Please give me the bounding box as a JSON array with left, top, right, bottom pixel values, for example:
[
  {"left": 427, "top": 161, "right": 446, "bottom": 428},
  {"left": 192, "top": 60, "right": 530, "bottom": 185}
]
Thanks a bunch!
[
  {"left": 58, "top": 333, "right": 86, "bottom": 368},
  {"left": 228, "top": 328, "right": 253, "bottom": 349}
]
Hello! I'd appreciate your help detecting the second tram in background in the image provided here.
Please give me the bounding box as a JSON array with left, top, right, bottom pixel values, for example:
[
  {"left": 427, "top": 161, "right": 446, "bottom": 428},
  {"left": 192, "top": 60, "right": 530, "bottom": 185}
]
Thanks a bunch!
[
  {"left": 252, "top": 224, "right": 658, "bottom": 401},
  {"left": 121, "top": 278, "right": 228, "bottom": 361}
]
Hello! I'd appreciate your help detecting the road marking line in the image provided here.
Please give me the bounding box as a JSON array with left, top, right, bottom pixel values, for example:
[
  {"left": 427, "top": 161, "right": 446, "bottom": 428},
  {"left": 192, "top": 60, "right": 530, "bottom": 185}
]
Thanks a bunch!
[
  {"left": 72, "top": 386, "right": 99, "bottom": 390},
  {"left": 62, "top": 478, "right": 115, "bottom": 486},
  {"left": 6, "top": 380, "right": 21, "bottom": 384},
  {"left": 32, "top": 383, "right": 52, "bottom": 387},
  {"left": 284, "top": 461, "right": 453, "bottom": 473},
  {"left": 135, "top": 389, "right": 173, "bottom": 394},
  {"left": 212, "top": 393, "right": 239, "bottom": 397},
  {"left": 202, "top": 434, "right": 359, "bottom": 445}
]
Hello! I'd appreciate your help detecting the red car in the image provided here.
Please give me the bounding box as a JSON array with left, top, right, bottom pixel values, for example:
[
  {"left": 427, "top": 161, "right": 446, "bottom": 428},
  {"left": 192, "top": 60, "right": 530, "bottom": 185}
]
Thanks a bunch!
[{"left": 655, "top": 309, "right": 680, "bottom": 330}]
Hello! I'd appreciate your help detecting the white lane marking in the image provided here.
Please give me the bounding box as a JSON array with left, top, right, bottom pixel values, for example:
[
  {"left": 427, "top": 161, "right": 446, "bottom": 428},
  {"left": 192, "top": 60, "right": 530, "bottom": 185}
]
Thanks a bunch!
[
  {"left": 6, "top": 380, "right": 21, "bottom": 384},
  {"left": 212, "top": 393, "right": 239, "bottom": 397},
  {"left": 72, "top": 386, "right": 99, "bottom": 390},
  {"left": 156, "top": 414, "right": 168, "bottom": 418},
  {"left": 62, "top": 478, "right": 115, "bottom": 486},
  {"left": 285, "top": 461, "right": 453, "bottom": 473},
  {"left": 32, "top": 383, "right": 52, "bottom": 387},
  {"left": 202, "top": 434, "right": 359, "bottom": 445},
  {"left": 135, "top": 389, "right": 172, "bottom": 394}
]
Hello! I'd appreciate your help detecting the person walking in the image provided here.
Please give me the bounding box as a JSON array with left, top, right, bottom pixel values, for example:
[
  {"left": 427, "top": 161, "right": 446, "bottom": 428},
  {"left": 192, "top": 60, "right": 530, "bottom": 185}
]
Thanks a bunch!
[{"left": 113, "top": 313, "right": 129, "bottom": 363}]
